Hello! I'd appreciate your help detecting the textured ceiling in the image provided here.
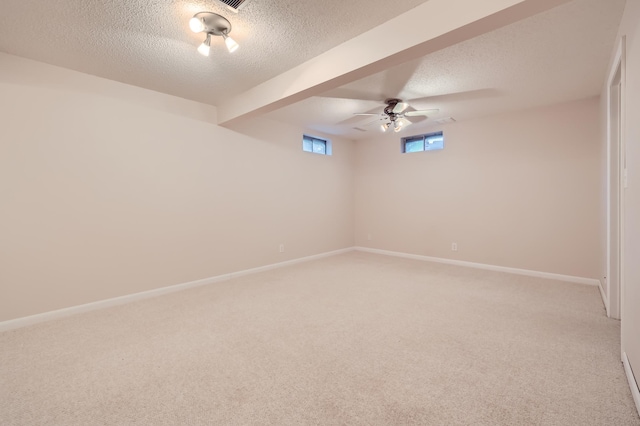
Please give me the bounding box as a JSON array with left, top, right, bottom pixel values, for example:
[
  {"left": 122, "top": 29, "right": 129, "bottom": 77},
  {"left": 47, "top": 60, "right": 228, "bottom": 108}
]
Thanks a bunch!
[
  {"left": 0, "top": 0, "right": 626, "bottom": 140},
  {"left": 266, "top": 0, "right": 626, "bottom": 139},
  {"left": 0, "top": 0, "right": 428, "bottom": 106}
]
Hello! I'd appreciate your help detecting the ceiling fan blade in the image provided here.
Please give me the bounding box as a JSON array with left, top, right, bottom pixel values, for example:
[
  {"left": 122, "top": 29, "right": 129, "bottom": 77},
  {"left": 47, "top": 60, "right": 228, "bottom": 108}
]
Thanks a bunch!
[
  {"left": 336, "top": 112, "right": 382, "bottom": 127},
  {"left": 362, "top": 117, "right": 387, "bottom": 128},
  {"left": 335, "top": 106, "right": 381, "bottom": 125},
  {"left": 405, "top": 109, "right": 440, "bottom": 117},
  {"left": 392, "top": 102, "right": 409, "bottom": 113}
]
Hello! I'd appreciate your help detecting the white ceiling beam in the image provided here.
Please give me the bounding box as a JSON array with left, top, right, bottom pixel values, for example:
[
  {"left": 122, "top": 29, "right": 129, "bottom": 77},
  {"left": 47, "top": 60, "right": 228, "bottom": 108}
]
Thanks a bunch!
[{"left": 217, "top": 0, "right": 571, "bottom": 126}]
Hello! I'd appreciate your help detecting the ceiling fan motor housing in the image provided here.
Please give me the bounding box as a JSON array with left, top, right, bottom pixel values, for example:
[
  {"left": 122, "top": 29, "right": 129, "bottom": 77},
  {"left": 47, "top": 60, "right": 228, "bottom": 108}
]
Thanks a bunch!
[{"left": 384, "top": 98, "right": 403, "bottom": 120}]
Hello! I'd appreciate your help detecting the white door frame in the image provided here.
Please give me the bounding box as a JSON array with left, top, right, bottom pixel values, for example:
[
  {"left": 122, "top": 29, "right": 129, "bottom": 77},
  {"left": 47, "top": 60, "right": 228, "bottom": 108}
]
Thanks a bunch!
[{"left": 605, "top": 36, "right": 626, "bottom": 322}]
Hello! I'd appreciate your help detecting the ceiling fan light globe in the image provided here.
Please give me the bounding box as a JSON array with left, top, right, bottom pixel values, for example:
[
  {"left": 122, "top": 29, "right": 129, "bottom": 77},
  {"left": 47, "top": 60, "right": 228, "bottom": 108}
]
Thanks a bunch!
[{"left": 396, "top": 117, "right": 412, "bottom": 128}]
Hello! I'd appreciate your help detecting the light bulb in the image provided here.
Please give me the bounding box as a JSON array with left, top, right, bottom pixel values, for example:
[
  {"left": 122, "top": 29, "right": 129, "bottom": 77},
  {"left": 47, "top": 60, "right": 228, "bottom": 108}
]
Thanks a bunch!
[
  {"left": 189, "top": 17, "right": 205, "bottom": 33},
  {"left": 380, "top": 123, "right": 388, "bottom": 132},
  {"left": 197, "top": 34, "right": 211, "bottom": 56},
  {"left": 223, "top": 34, "right": 239, "bottom": 53},
  {"left": 394, "top": 117, "right": 411, "bottom": 132}
]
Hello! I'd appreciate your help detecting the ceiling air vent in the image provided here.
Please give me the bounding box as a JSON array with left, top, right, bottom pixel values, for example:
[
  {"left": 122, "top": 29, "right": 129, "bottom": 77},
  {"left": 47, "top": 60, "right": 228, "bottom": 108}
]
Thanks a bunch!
[
  {"left": 215, "top": 0, "right": 253, "bottom": 12},
  {"left": 435, "top": 117, "right": 456, "bottom": 125}
]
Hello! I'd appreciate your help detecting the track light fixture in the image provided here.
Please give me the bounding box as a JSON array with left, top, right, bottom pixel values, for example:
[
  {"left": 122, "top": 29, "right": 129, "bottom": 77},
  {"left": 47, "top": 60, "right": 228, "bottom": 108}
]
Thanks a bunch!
[{"left": 189, "top": 12, "right": 239, "bottom": 56}]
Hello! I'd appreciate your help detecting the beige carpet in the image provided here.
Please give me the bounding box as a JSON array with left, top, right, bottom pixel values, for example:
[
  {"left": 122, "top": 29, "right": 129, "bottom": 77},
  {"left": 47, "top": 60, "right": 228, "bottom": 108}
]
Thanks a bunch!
[{"left": 1, "top": 252, "right": 639, "bottom": 425}]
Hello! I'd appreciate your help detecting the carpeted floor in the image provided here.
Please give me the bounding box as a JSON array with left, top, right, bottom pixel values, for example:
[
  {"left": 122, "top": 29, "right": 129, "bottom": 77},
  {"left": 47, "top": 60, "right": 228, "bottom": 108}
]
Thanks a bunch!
[{"left": 1, "top": 251, "right": 639, "bottom": 425}]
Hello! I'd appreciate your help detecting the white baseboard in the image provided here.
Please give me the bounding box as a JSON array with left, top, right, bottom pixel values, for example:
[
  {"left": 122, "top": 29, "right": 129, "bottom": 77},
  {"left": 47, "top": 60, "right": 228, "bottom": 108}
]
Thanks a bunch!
[
  {"left": 354, "top": 247, "right": 600, "bottom": 286},
  {"left": 0, "top": 246, "right": 599, "bottom": 332},
  {"left": 0, "top": 274, "right": 232, "bottom": 333},
  {"left": 0, "top": 247, "right": 355, "bottom": 333},
  {"left": 230, "top": 247, "right": 354, "bottom": 278},
  {"left": 623, "top": 352, "right": 640, "bottom": 417}
]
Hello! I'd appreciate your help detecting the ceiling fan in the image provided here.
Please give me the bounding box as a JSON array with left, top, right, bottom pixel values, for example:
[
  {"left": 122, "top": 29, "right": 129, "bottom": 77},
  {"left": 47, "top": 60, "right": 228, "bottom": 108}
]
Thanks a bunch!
[{"left": 354, "top": 98, "right": 439, "bottom": 133}]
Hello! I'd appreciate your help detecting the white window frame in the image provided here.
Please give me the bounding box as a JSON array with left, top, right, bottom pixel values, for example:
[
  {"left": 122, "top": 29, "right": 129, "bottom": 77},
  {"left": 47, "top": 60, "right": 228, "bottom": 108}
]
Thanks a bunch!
[
  {"left": 302, "top": 135, "right": 332, "bottom": 155},
  {"left": 401, "top": 131, "right": 444, "bottom": 153}
]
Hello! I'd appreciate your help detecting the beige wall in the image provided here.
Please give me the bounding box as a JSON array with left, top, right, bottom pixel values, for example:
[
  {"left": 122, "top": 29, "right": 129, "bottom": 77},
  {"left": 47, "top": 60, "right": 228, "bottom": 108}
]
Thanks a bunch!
[
  {"left": 0, "top": 51, "right": 614, "bottom": 325},
  {"left": 355, "top": 98, "right": 601, "bottom": 279},
  {"left": 608, "top": 0, "right": 640, "bottom": 390},
  {"left": 0, "top": 53, "right": 355, "bottom": 321}
]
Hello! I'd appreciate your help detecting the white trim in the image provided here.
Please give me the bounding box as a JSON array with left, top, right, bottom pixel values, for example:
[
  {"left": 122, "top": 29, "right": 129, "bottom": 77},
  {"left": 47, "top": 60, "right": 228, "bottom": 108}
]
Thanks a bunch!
[
  {"left": 623, "top": 352, "right": 640, "bottom": 417},
  {"left": 605, "top": 36, "right": 626, "bottom": 320},
  {"left": 598, "top": 278, "right": 609, "bottom": 315},
  {"left": 0, "top": 247, "right": 355, "bottom": 332},
  {"left": 230, "top": 247, "right": 353, "bottom": 278},
  {"left": 355, "top": 247, "right": 600, "bottom": 286},
  {"left": 0, "top": 275, "right": 231, "bottom": 333}
]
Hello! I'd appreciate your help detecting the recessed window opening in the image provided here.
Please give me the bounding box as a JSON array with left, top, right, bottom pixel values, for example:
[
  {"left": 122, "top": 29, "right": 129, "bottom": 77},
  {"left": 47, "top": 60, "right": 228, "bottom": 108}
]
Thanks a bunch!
[
  {"left": 402, "top": 131, "right": 444, "bottom": 153},
  {"left": 303, "top": 135, "right": 332, "bottom": 155}
]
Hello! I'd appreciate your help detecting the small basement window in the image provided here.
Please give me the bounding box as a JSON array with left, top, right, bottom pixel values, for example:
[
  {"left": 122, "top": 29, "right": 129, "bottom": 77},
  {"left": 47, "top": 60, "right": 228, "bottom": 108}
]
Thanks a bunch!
[
  {"left": 402, "top": 131, "right": 444, "bottom": 153},
  {"left": 303, "top": 135, "right": 331, "bottom": 155}
]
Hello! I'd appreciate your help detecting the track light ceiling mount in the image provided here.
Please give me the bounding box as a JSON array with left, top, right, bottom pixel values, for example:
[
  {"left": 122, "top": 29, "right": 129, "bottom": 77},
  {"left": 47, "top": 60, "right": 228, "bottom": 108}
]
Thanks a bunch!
[
  {"left": 190, "top": 12, "right": 232, "bottom": 37},
  {"left": 189, "top": 12, "right": 239, "bottom": 56}
]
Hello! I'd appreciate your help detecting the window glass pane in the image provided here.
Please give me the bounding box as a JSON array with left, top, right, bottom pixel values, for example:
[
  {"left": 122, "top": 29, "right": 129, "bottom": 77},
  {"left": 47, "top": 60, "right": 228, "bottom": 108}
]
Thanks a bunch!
[
  {"left": 302, "top": 138, "right": 313, "bottom": 152},
  {"left": 405, "top": 140, "right": 424, "bottom": 153},
  {"left": 312, "top": 140, "right": 326, "bottom": 154},
  {"left": 424, "top": 135, "right": 444, "bottom": 151}
]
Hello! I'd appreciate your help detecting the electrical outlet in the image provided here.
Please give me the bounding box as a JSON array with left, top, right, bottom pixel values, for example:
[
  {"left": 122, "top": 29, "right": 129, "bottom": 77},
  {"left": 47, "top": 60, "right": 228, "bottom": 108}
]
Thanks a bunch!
[
  {"left": 451, "top": 243, "right": 458, "bottom": 252},
  {"left": 279, "top": 244, "right": 285, "bottom": 253}
]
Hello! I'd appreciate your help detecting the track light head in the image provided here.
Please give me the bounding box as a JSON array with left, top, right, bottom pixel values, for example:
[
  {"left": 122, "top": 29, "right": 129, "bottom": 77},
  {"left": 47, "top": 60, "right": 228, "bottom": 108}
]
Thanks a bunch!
[
  {"left": 197, "top": 34, "right": 211, "bottom": 56},
  {"left": 189, "top": 17, "right": 205, "bottom": 33},
  {"left": 223, "top": 34, "right": 239, "bottom": 53}
]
